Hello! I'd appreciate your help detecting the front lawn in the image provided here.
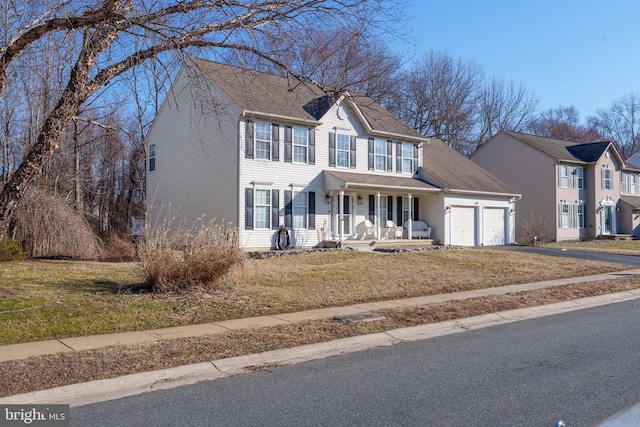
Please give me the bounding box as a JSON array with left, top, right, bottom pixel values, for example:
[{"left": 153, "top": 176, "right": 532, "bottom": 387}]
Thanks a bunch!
[{"left": 0, "top": 248, "right": 629, "bottom": 345}]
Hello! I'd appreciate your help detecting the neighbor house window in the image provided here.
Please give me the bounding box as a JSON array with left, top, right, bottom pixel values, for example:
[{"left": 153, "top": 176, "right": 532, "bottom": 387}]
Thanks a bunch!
[
  {"left": 336, "top": 133, "right": 350, "bottom": 168},
  {"left": 293, "top": 191, "right": 308, "bottom": 229},
  {"left": 255, "top": 189, "right": 271, "bottom": 229},
  {"left": 255, "top": 121, "right": 271, "bottom": 160},
  {"left": 602, "top": 166, "right": 613, "bottom": 190},
  {"left": 559, "top": 202, "right": 570, "bottom": 228},
  {"left": 375, "top": 139, "right": 387, "bottom": 171},
  {"left": 631, "top": 174, "right": 638, "bottom": 194},
  {"left": 559, "top": 165, "right": 569, "bottom": 188},
  {"left": 621, "top": 172, "right": 628, "bottom": 193},
  {"left": 293, "top": 127, "right": 308, "bottom": 164},
  {"left": 573, "top": 166, "right": 584, "bottom": 189},
  {"left": 575, "top": 203, "right": 586, "bottom": 228},
  {"left": 401, "top": 142, "right": 415, "bottom": 174},
  {"left": 148, "top": 144, "right": 156, "bottom": 172}
]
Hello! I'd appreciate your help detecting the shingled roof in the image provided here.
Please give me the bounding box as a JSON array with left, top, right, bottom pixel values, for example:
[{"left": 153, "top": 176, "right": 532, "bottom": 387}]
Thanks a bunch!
[
  {"left": 191, "top": 58, "right": 424, "bottom": 141},
  {"left": 422, "top": 138, "right": 518, "bottom": 195},
  {"left": 499, "top": 131, "right": 615, "bottom": 164}
]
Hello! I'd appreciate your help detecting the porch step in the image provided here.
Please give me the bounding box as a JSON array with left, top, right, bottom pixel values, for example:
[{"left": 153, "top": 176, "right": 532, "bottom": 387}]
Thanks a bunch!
[{"left": 597, "top": 234, "right": 634, "bottom": 241}]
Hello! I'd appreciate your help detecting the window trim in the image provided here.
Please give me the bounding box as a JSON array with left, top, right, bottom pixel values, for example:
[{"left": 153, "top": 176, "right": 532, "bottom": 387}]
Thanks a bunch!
[
  {"left": 254, "top": 121, "right": 272, "bottom": 160},
  {"left": 148, "top": 144, "right": 156, "bottom": 172},
  {"left": 336, "top": 132, "right": 350, "bottom": 168},
  {"left": 559, "top": 202, "right": 570, "bottom": 229},
  {"left": 602, "top": 166, "right": 613, "bottom": 191},
  {"left": 374, "top": 138, "right": 387, "bottom": 171},
  {"left": 254, "top": 188, "right": 272, "bottom": 230},
  {"left": 292, "top": 191, "right": 308, "bottom": 229},
  {"left": 401, "top": 142, "right": 415, "bottom": 174},
  {"left": 292, "top": 126, "right": 308, "bottom": 164}
]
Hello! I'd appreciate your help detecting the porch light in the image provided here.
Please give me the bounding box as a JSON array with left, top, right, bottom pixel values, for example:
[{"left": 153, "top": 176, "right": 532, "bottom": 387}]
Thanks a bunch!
[
  {"left": 325, "top": 195, "right": 331, "bottom": 204},
  {"left": 358, "top": 196, "right": 364, "bottom": 204}
]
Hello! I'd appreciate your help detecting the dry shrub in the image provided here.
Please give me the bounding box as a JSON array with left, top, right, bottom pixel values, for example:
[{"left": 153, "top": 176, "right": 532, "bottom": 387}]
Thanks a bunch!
[
  {"left": 518, "top": 210, "right": 551, "bottom": 245},
  {"left": 138, "top": 219, "right": 245, "bottom": 293},
  {"left": 102, "top": 232, "right": 136, "bottom": 258},
  {"left": 10, "top": 186, "right": 103, "bottom": 259}
]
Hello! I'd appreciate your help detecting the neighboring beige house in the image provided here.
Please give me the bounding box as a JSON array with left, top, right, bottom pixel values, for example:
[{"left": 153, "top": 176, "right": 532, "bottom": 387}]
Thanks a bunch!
[
  {"left": 471, "top": 131, "right": 640, "bottom": 241},
  {"left": 146, "top": 59, "right": 519, "bottom": 249}
]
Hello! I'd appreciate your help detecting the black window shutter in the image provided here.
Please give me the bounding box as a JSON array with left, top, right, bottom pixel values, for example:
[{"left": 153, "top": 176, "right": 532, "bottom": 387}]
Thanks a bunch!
[
  {"left": 387, "top": 140, "right": 393, "bottom": 172},
  {"left": 397, "top": 196, "right": 403, "bottom": 226},
  {"left": 308, "top": 192, "right": 315, "bottom": 230},
  {"left": 284, "top": 190, "right": 292, "bottom": 228},
  {"left": 272, "top": 124, "right": 280, "bottom": 162},
  {"left": 412, "top": 143, "right": 418, "bottom": 173},
  {"left": 284, "top": 125, "right": 292, "bottom": 163},
  {"left": 329, "top": 133, "right": 336, "bottom": 167},
  {"left": 245, "top": 187, "right": 254, "bottom": 229},
  {"left": 396, "top": 141, "right": 402, "bottom": 172},
  {"left": 368, "top": 137, "right": 374, "bottom": 170},
  {"left": 350, "top": 135, "right": 357, "bottom": 169},
  {"left": 413, "top": 197, "right": 419, "bottom": 221},
  {"left": 271, "top": 189, "right": 279, "bottom": 230},
  {"left": 308, "top": 129, "right": 315, "bottom": 165},
  {"left": 245, "top": 120, "right": 254, "bottom": 159},
  {"left": 387, "top": 196, "right": 393, "bottom": 221},
  {"left": 368, "top": 195, "right": 375, "bottom": 223}
]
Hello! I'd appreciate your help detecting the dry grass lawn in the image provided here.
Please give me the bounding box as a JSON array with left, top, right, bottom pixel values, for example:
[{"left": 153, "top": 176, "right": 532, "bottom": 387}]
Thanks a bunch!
[{"left": 0, "top": 249, "right": 628, "bottom": 345}]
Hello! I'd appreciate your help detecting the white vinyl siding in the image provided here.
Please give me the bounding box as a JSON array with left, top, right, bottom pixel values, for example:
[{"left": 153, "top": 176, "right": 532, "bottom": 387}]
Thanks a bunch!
[
  {"left": 374, "top": 138, "right": 387, "bottom": 171},
  {"left": 255, "top": 189, "right": 271, "bottom": 229},
  {"left": 336, "top": 133, "right": 350, "bottom": 168},
  {"left": 293, "top": 127, "right": 308, "bottom": 164},
  {"left": 376, "top": 195, "right": 387, "bottom": 225},
  {"left": 255, "top": 121, "right": 271, "bottom": 160}
]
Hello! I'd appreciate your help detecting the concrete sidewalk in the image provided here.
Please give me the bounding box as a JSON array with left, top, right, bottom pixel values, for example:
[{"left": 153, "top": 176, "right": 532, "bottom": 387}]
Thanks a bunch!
[{"left": 3, "top": 269, "right": 640, "bottom": 363}]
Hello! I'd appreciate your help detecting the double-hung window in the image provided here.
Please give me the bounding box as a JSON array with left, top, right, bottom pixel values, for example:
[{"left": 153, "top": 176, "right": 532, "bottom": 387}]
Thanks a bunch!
[
  {"left": 336, "top": 133, "right": 350, "bottom": 168},
  {"left": 559, "top": 165, "right": 569, "bottom": 188},
  {"left": 293, "top": 127, "right": 308, "bottom": 164},
  {"left": 375, "top": 139, "right": 387, "bottom": 171},
  {"left": 293, "top": 192, "right": 308, "bottom": 229},
  {"left": 631, "top": 174, "right": 638, "bottom": 194},
  {"left": 602, "top": 166, "right": 613, "bottom": 190},
  {"left": 559, "top": 202, "right": 570, "bottom": 228},
  {"left": 621, "top": 172, "right": 628, "bottom": 193},
  {"left": 148, "top": 144, "right": 156, "bottom": 172},
  {"left": 575, "top": 203, "right": 585, "bottom": 229},
  {"left": 255, "top": 121, "right": 271, "bottom": 160},
  {"left": 254, "top": 189, "right": 271, "bottom": 229},
  {"left": 574, "top": 166, "right": 584, "bottom": 189},
  {"left": 401, "top": 142, "right": 415, "bottom": 174}
]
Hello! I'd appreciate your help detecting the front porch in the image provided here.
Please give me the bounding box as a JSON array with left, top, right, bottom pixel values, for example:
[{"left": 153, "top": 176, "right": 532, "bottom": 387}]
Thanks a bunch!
[{"left": 323, "top": 238, "right": 439, "bottom": 250}]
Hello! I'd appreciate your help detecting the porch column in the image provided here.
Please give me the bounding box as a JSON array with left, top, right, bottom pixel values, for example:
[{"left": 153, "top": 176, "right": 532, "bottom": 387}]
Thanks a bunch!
[
  {"left": 376, "top": 192, "right": 381, "bottom": 240},
  {"left": 407, "top": 193, "right": 413, "bottom": 240},
  {"left": 339, "top": 187, "right": 345, "bottom": 242}
]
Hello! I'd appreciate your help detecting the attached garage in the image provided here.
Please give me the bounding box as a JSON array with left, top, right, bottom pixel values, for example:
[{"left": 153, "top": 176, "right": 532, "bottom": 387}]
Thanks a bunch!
[
  {"left": 450, "top": 206, "right": 477, "bottom": 246},
  {"left": 483, "top": 207, "right": 506, "bottom": 245}
]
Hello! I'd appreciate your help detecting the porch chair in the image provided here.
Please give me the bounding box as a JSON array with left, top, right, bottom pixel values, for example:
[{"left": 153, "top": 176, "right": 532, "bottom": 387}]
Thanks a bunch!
[
  {"left": 384, "top": 220, "right": 400, "bottom": 240},
  {"left": 355, "top": 220, "right": 375, "bottom": 240}
]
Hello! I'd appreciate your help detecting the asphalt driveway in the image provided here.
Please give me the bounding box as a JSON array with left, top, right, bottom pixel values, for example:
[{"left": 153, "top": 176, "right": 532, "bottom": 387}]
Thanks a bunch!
[{"left": 491, "top": 245, "right": 640, "bottom": 267}]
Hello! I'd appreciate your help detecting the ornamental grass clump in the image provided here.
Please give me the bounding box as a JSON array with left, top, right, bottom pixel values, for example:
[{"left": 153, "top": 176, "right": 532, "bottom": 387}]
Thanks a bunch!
[{"left": 138, "top": 219, "right": 245, "bottom": 294}]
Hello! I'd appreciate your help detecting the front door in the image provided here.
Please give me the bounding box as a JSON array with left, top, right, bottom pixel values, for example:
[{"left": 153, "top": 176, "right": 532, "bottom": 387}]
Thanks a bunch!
[{"left": 602, "top": 205, "right": 614, "bottom": 234}]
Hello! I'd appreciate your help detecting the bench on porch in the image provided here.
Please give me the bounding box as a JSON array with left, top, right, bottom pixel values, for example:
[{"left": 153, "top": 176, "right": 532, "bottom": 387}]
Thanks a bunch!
[{"left": 404, "top": 220, "right": 431, "bottom": 239}]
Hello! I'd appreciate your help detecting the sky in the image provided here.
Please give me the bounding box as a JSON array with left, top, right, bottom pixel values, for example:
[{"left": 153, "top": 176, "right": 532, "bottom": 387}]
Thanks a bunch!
[{"left": 395, "top": 0, "right": 640, "bottom": 120}]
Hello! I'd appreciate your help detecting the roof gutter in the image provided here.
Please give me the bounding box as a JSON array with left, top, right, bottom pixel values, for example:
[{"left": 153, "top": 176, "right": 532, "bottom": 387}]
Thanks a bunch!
[
  {"left": 446, "top": 188, "right": 522, "bottom": 198},
  {"left": 242, "top": 110, "right": 320, "bottom": 127}
]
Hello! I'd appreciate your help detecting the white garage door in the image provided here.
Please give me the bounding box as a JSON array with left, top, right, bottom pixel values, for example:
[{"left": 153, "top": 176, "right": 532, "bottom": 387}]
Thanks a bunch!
[
  {"left": 483, "top": 207, "right": 506, "bottom": 245},
  {"left": 451, "top": 206, "right": 476, "bottom": 246}
]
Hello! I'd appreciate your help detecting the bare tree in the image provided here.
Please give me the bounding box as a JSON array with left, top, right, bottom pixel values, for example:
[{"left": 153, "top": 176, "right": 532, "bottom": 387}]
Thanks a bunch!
[
  {"left": 588, "top": 93, "right": 640, "bottom": 159},
  {"left": 529, "top": 105, "right": 601, "bottom": 143},
  {"left": 392, "top": 50, "right": 482, "bottom": 154},
  {"left": 476, "top": 76, "right": 538, "bottom": 147},
  {"left": 0, "top": 0, "right": 398, "bottom": 237}
]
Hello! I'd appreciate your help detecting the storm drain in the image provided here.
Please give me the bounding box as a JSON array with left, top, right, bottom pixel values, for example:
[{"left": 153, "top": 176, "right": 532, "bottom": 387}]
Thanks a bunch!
[{"left": 333, "top": 312, "right": 385, "bottom": 324}]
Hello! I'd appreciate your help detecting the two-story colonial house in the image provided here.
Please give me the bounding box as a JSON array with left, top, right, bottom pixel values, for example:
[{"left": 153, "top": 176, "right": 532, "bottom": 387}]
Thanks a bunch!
[
  {"left": 471, "top": 131, "right": 640, "bottom": 242},
  {"left": 146, "top": 59, "right": 519, "bottom": 248}
]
